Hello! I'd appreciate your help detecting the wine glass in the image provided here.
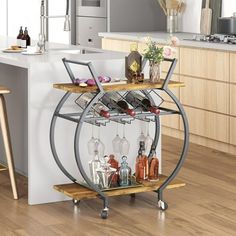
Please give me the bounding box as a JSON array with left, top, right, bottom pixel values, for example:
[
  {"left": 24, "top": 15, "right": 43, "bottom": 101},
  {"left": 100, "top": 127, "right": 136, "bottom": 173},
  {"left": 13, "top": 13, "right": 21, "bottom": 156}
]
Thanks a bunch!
[
  {"left": 87, "top": 124, "right": 97, "bottom": 155},
  {"left": 145, "top": 122, "right": 153, "bottom": 155},
  {"left": 119, "top": 124, "right": 130, "bottom": 156},
  {"left": 137, "top": 122, "right": 146, "bottom": 146},
  {"left": 112, "top": 123, "right": 122, "bottom": 154},
  {"left": 96, "top": 126, "right": 105, "bottom": 158}
]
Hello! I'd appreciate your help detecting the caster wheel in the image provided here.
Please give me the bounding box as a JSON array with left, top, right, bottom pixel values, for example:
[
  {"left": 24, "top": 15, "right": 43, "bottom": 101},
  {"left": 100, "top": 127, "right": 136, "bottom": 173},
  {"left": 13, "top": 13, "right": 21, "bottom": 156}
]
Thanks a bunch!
[
  {"left": 158, "top": 200, "right": 168, "bottom": 211},
  {"left": 100, "top": 209, "right": 108, "bottom": 219},
  {"left": 73, "top": 199, "right": 80, "bottom": 206},
  {"left": 130, "top": 193, "right": 136, "bottom": 198}
]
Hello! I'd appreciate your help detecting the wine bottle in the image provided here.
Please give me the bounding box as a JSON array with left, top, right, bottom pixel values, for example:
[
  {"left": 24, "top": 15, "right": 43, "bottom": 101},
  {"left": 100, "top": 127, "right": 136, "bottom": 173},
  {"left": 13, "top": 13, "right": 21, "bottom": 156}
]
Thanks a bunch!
[
  {"left": 75, "top": 93, "right": 110, "bottom": 118},
  {"left": 149, "top": 154, "right": 159, "bottom": 181},
  {"left": 101, "top": 93, "right": 136, "bottom": 117},
  {"left": 21, "top": 27, "right": 31, "bottom": 48},
  {"left": 17, "top": 26, "right": 23, "bottom": 47},
  {"left": 125, "top": 91, "right": 160, "bottom": 115},
  {"left": 135, "top": 141, "right": 149, "bottom": 182},
  {"left": 125, "top": 44, "right": 142, "bottom": 83}
]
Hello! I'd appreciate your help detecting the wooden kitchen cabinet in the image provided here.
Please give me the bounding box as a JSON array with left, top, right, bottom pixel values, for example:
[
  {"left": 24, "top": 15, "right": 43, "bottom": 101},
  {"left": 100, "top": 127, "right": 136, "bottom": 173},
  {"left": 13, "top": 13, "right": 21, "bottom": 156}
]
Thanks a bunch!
[
  {"left": 180, "top": 48, "right": 229, "bottom": 82},
  {"left": 102, "top": 38, "right": 136, "bottom": 53},
  {"left": 180, "top": 76, "right": 229, "bottom": 114},
  {"left": 230, "top": 53, "right": 236, "bottom": 84},
  {"left": 161, "top": 102, "right": 180, "bottom": 129},
  {"left": 230, "top": 117, "right": 236, "bottom": 145},
  {"left": 102, "top": 38, "right": 180, "bottom": 74},
  {"left": 230, "top": 84, "right": 236, "bottom": 116},
  {"left": 180, "top": 106, "right": 229, "bottom": 143}
]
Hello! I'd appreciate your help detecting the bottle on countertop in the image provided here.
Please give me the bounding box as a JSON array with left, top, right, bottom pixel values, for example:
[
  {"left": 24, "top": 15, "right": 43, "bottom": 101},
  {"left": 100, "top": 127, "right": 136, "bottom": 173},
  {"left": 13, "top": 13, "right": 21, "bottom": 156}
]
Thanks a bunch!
[
  {"left": 125, "top": 43, "right": 142, "bottom": 83},
  {"left": 135, "top": 141, "right": 149, "bottom": 182},
  {"left": 17, "top": 26, "right": 23, "bottom": 47},
  {"left": 125, "top": 91, "right": 160, "bottom": 115},
  {"left": 101, "top": 93, "right": 136, "bottom": 117},
  {"left": 21, "top": 27, "right": 31, "bottom": 48}
]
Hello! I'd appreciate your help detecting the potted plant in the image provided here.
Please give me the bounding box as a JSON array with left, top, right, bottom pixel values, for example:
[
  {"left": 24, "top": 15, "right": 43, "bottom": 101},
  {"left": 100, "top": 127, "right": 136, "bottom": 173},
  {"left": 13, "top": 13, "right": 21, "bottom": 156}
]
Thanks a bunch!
[{"left": 143, "top": 36, "right": 179, "bottom": 83}]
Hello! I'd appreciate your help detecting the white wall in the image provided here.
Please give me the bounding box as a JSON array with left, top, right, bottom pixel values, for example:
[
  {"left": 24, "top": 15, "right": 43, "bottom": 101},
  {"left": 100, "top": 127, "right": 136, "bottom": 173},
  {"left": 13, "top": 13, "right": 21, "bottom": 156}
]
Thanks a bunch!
[
  {"left": 1, "top": 0, "right": 70, "bottom": 44},
  {"left": 222, "top": 0, "right": 236, "bottom": 16},
  {"left": 181, "top": 0, "right": 202, "bottom": 33},
  {"left": 0, "top": 0, "right": 7, "bottom": 36}
]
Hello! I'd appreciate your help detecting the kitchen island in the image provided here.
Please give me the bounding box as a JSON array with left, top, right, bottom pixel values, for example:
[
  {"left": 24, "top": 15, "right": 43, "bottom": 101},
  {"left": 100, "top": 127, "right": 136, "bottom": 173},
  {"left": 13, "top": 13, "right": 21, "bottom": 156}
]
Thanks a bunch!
[
  {"left": 99, "top": 31, "right": 236, "bottom": 155},
  {"left": 0, "top": 36, "right": 164, "bottom": 205}
]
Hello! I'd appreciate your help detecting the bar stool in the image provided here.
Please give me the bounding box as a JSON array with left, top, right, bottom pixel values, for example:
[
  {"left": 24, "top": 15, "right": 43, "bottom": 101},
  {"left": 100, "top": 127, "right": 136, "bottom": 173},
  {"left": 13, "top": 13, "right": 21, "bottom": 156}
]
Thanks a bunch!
[{"left": 0, "top": 86, "right": 18, "bottom": 199}]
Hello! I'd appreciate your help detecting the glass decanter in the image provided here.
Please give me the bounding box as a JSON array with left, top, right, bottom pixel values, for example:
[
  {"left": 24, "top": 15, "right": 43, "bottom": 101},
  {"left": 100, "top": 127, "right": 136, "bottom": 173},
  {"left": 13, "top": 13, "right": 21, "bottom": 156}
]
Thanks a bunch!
[
  {"left": 96, "top": 156, "right": 116, "bottom": 189},
  {"left": 88, "top": 148, "right": 101, "bottom": 185},
  {"left": 119, "top": 156, "right": 131, "bottom": 186}
]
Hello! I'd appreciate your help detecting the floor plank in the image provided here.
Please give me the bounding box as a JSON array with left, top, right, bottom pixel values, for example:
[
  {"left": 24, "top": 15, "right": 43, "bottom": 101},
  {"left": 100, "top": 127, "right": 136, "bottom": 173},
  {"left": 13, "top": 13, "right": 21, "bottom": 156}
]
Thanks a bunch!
[{"left": 0, "top": 135, "right": 235, "bottom": 236}]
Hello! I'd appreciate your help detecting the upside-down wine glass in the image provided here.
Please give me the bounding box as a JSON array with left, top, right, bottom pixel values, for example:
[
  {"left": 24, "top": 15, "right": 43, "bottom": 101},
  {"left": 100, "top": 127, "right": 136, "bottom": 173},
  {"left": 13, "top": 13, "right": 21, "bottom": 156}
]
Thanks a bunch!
[{"left": 119, "top": 124, "right": 130, "bottom": 156}]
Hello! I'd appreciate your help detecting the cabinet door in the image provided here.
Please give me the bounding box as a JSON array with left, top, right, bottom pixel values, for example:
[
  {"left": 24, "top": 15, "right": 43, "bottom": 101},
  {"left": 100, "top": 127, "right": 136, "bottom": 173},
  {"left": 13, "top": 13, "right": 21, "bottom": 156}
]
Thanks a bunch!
[
  {"left": 180, "top": 76, "right": 229, "bottom": 114},
  {"left": 230, "top": 117, "right": 236, "bottom": 145},
  {"left": 160, "top": 73, "right": 180, "bottom": 102},
  {"left": 102, "top": 38, "right": 136, "bottom": 52},
  {"left": 180, "top": 47, "right": 229, "bottom": 82},
  {"left": 180, "top": 106, "right": 229, "bottom": 143},
  {"left": 230, "top": 84, "right": 236, "bottom": 116},
  {"left": 161, "top": 102, "right": 180, "bottom": 129},
  {"left": 230, "top": 53, "right": 236, "bottom": 84}
]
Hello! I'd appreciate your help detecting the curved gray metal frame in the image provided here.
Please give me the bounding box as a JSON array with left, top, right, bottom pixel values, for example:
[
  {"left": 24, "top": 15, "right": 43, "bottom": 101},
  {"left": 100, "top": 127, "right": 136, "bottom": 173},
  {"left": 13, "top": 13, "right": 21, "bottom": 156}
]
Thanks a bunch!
[
  {"left": 50, "top": 57, "right": 189, "bottom": 213},
  {"left": 50, "top": 92, "right": 77, "bottom": 182}
]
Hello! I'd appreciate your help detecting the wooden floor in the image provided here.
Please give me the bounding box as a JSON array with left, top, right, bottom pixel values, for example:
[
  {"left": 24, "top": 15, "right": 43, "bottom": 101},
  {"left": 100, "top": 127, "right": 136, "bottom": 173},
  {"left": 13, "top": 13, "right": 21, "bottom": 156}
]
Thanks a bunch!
[{"left": 0, "top": 135, "right": 236, "bottom": 236}]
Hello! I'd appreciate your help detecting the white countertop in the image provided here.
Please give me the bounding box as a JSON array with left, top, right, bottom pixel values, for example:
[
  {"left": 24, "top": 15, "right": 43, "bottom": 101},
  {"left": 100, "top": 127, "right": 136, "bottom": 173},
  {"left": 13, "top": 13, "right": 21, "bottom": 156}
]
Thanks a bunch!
[
  {"left": 99, "top": 32, "right": 236, "bottom": 52},
  {"left": 0, "top": 36, "right": 126, "bottom": 69}
]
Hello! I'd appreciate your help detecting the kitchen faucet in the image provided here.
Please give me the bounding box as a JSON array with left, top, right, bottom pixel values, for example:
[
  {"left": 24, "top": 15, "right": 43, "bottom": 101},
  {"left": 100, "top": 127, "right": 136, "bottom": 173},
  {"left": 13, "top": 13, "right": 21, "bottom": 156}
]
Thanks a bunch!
[{"left": 38, "top": 0, "right": 70, "bottom": 51}]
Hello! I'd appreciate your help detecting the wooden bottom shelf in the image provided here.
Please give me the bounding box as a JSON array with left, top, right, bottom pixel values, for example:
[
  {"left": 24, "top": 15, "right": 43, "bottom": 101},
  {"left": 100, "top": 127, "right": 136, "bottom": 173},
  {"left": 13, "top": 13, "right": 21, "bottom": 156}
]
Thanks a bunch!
[
  {"left": 54, "top": 175, "right": 186, "bottom": 201},
  {"left": 0, "top": 164, "right": 7, "bottom": 172}
]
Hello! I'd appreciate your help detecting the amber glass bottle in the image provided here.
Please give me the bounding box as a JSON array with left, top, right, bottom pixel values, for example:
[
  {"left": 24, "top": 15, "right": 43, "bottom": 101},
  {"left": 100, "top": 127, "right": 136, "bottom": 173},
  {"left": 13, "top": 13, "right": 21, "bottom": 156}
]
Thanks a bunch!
[
  {"left": 135, "top": 141, "right": 149, "bottom": 182},
  {"left": 149, "top": 153, "right": 159, "bottom": 181},
  {"left": 108, "top": 154, "right": 119, "bottom": 186},
  {"left": 125, "top": 44, "right": 142, "bottom": 83}
]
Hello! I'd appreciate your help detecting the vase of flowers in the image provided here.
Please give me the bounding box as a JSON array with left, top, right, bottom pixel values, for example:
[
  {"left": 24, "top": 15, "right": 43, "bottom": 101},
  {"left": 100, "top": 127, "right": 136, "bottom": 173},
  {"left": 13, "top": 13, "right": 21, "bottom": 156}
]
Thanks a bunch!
[{"left": 143, "top": 37, "right": 179, "bottom": 83}]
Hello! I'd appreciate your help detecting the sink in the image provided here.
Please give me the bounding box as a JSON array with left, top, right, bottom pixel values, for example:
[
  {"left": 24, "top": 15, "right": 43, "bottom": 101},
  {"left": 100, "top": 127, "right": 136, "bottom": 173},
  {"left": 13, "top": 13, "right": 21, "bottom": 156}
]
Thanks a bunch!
[{"left": 50, "top": 48, "right": 102, "bottom": 54}]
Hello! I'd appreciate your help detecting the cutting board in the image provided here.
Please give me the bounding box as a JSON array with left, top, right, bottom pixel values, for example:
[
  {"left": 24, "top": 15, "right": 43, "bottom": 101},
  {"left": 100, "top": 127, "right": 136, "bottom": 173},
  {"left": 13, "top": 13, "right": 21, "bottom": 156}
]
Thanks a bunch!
[{"left": 200, "top": 0, "right": 212, "bottom": 35}]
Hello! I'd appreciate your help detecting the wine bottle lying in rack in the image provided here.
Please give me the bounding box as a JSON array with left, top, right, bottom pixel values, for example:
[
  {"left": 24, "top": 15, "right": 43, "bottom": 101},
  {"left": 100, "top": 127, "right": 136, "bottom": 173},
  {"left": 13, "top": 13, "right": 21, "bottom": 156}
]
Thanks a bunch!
[
  {"left": 125, "top": 91, "right": 160, "bottom": 115},
  {"left": 101, "top": 93, "right": 136, "bottom": 117},
  {"left": 75, "top": 94, "right": 110, "bottom": 118}
]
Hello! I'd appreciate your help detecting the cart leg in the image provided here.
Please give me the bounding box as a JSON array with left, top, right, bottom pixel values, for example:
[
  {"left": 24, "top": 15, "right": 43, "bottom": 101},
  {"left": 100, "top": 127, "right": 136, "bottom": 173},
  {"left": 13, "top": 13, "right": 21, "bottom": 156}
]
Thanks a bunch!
[
  {"left": 157, "top": 190, "right": 168, "bottom": 211},
  {"left": 130, "top": 193, "right": 136, "bottom": 198},
  {"left": 100, "top": 197, "right": 109, "bottom": 219}
]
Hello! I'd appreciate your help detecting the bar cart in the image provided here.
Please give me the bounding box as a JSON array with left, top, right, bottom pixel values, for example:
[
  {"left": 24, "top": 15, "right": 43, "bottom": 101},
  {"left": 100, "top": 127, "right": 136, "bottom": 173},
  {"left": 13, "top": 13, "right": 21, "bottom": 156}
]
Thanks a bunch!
[{"left": 50, "top": 58, "right": 189, "bottom": 219}]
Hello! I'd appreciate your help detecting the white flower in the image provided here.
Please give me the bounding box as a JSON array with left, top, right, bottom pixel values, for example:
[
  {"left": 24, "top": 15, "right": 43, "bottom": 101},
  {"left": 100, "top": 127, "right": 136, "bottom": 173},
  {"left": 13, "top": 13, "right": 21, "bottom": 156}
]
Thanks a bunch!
[{"left": 141, "top": 36, "right": 152, "bottom": 44}]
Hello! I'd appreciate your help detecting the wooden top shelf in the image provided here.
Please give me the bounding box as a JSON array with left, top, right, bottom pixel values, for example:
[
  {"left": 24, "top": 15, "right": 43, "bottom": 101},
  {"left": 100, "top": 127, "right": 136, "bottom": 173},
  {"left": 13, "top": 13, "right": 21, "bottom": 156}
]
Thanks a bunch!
[
  {"left": 53, "top": 80, "right": 185, "bottom": 94},
  {"left": 54, "top": 174, "right": 185, "bottom": 201}
]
